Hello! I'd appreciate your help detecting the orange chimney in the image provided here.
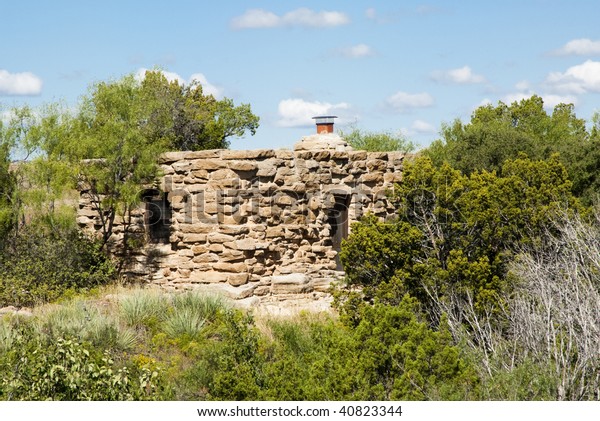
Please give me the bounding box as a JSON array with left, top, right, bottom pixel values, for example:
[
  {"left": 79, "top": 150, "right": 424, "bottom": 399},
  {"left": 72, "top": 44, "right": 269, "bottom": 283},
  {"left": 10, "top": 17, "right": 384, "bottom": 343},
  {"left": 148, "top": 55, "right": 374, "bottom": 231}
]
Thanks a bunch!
[{"left": 312, "top": 115, "right": 337, "bottom": 134}]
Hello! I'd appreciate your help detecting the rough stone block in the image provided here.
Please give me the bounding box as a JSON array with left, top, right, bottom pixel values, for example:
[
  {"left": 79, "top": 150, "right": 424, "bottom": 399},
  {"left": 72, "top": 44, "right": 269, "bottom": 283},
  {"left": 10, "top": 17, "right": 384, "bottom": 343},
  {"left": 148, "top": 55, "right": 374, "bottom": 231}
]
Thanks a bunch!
[
  {"left": 190, "top": 159, "right": 226, "bottom": 171},
  {"left": 228, "top": 160, "right": 258, "bottom": 172},
  {"left": 366, "top": 159, "right": 387, "bottom": 172},
  {"left": 235, "top": 238, "right": 256, "bottom": 250},
  {"left": 361, "top": 172, "right": 383, "bottom": 183},
  {"left": 271, "top": 273, "right": 312, "bottom": 294},
  {"left": 191, "top": 244, "right": 209, "bottom": 254},
  {"left": 179, "top": 224, "right": 214, "bottom": 234},
  {"left": 182, "top": 234, "right": 207, "bottom": 243},
  {"left": 186, "top": 150, "right": 222, "bottom": 159},
  {"left": 159, "top": 151, "right": 189, "bottom": 164},
  {"left": 207, "top": 232, "right": 235, "bottom": 243},
  {"left": 209, "top": 243, "right": 224, "bottom": 253},
  {"left": 266, "top": 226, "right": 285, "bottom": 238},
  {"left": 213, "top": 261, "right": 247, "bottom": 273},
  {"left": 190, "top": 169, "right": 209, "bottom": 179},
  {"left": 172, "top": 161, "right": 192, "bottom": 173},
  {"left": 228, "top": 273, "right": 249, "bottom": 286},
  {"left": 192, "top": 253, "right": 219, "bottom": 263},
  {"left": 275, "top": 150, "right": 293, "bottom": 159},
  {"left": 189, "top": 271, "right": 229, "bottom": 283},
  {"left": 221, "top": 149, "right": 276, "bottom": 160}
]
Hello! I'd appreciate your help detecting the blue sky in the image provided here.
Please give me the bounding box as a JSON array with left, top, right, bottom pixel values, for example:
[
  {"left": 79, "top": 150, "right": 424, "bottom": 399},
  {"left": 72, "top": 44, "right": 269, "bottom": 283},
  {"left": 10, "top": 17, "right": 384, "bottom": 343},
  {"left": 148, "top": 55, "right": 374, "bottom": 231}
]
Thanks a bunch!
[{"left": 2, "top": 0, "right": 600, "bottom": 150}]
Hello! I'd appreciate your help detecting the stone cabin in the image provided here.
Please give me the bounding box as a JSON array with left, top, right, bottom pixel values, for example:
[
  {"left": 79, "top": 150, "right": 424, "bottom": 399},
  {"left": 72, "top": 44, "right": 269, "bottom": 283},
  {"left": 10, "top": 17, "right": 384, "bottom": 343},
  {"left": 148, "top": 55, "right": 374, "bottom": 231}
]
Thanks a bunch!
[{"left": 77, "top": 122, "right": 405, "bottom": 303}]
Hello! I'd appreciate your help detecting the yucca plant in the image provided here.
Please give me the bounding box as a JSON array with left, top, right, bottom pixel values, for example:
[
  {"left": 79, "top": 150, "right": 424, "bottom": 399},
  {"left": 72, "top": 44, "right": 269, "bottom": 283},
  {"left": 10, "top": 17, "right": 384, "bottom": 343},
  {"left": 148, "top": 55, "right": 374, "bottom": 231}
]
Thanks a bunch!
[
  {"left": 164, "top": 291, "right": 229, "bottom": 339},
  {"left": 171, "top": 291, "right": 228, "bottom": 321},
  {"left": 118, "top": 288, "right": 169, "bottom": 329},
  {"left": 34, "top": 299, "right": 139, "bottom": 350},
  {"left": 0, "top": 320, "right": 17, "bottom": 353},
  {"left": 163, "top": 308, "right": 207, "bottom": 339}
]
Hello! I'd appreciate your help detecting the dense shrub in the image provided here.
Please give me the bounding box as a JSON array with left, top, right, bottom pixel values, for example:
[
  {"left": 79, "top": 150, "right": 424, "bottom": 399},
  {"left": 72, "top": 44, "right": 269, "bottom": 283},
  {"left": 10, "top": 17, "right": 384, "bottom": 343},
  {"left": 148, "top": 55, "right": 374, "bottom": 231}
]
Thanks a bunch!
[
  {"left": 0, "top": 228, "right": 115, "bottom": 307},
  {"left": 338, "top": 155, "right": 581, "bottom": 324},
  {"left": 187, "top": 300, "right": 479, "bottom": 401},
  {"left": 0, "top": 326, "right": 164, "bottom": 400}
]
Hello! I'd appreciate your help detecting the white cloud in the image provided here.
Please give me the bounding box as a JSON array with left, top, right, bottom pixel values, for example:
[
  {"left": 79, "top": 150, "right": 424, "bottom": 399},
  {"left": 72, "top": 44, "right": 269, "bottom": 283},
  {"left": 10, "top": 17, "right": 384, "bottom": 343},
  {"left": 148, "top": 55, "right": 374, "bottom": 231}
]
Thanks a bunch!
[
  {"left": 276, "top": 98, "right": 350, "bottom": 128},
  {"left": 385, "top": 91, "right": 434, "bottom": 113},
  {"left": 552, "top": 38, "right": 600, "bottom": 56},
  {"left": 231, "top": 8, "right": 350, "bottom": 29},
  {"left": 230, "top": 9, "right": 279, "bottom": 29},
  {"left": 365, "top": 8, "right": 377, "bottom": 20},
  {"left": 502, "top": 91, "right": 533, "bottom": 105},
  {"left": 545, "top": 60, "right": 600, "bottom": 94},
  {"left": 430, "top": 66, "right": 486, "bottom": 84},
  {"left": 135, "top": 68, "right": 223, "bottom": 98},
  {"left": 411, "top": 120, "right": 436, "bottom": 134},
  {"left": 1, "top": 109, "right": 15, "bottom": 125},
  {"left": 515, "top": 80, "right": 530, "bottom": 91},
  {"left": 189, "top": 73, "right": 222, "bottom": 98},
  {"left": 338, "top": 44, "right": 375, "bottom": 59},
  {"left": 135, "top": 68, "right": 185, "bottom": 85},
  {"left": 501, "top": 91, "right": 578, "bottom": 110},
  {"left": 416, "top": 5, "right": 444, "bottom": 15},
  {"left": 542, "top": 94, "right": 579, "bottom": 109},
  {"left": 0, "top": 70, "right": 42, "bottom": 96}
]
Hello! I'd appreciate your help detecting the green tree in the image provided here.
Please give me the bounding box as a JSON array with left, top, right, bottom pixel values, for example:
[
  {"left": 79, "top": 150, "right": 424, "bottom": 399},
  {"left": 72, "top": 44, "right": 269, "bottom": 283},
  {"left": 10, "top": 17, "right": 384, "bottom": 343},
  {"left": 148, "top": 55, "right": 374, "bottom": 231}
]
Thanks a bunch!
[
  {"left": 0, "top": 131, "right": 16, "bottom": 246},
  {"left": 138, "top": 70, "right": 259, "bottom": 151},
  {"left": 63, "top": 71, "right": 258, "bottom": 255},
  {"left": 426, "top": 95, "right": 595, "bottom": 201},
  {"left": 340, "top": 126, "right": 415, "bottom": 152},
  {"left": 338, "top": 155, "right": 581, "bottom": 323},
  {"left": 72, "top": 73, "right": 168, "bottom": 253}
]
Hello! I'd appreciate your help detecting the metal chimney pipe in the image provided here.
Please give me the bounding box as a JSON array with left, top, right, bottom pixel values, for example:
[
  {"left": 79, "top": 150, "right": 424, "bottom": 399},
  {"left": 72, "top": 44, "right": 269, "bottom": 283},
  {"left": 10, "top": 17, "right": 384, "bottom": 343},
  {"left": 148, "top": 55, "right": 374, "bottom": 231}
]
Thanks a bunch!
[{"left": 312, "top": 115, "right": 337, "bottom": 134}]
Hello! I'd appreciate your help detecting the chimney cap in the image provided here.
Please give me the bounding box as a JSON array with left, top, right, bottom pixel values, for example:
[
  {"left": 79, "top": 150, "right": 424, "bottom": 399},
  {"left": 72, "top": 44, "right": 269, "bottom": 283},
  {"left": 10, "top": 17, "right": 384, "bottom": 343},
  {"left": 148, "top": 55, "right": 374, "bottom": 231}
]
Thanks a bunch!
[{"left": 312, "top": 115, "right": 338, "bottom": 124}]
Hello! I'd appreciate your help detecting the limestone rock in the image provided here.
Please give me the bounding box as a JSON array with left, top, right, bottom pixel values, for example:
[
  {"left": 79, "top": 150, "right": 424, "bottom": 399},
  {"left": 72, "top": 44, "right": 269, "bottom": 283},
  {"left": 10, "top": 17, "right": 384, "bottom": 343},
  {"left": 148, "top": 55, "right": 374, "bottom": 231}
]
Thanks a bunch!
[
  {"left": 293, "top": 133, "right": 353, "bottom": 152},
  {"left": 271, "top": 273, "right": 313, "bottom": 294},
  {"left": 189, "top": 271, "right": 228, "bottom": 283},
  {"left": 235, "top": 238, "right": 256, "bottom": 251},
  {"left": 228, "top": 273, "right": 249, "bottom": 286}
]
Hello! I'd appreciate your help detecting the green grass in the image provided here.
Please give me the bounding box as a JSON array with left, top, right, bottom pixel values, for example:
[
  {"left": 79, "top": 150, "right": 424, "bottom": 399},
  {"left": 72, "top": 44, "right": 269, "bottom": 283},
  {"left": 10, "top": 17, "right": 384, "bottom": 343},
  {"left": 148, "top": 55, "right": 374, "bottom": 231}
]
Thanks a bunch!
[{"left": 117, "top": 288, "right": 170, "bottom": 329}]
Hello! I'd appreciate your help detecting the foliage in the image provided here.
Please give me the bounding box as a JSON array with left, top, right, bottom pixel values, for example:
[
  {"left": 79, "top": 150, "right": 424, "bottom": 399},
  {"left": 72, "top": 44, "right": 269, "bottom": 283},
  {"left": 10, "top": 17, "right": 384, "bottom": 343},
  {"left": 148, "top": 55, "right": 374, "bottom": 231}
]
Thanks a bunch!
[
  {"left": 338, "top": 155, "right": 581, "bottom": 322},
  {"left": 164, "top": 292, "right": 229, "bottom": 339},
  {"left": 71, "top": 74, "right": 169, "bottom": 252},
  {"left": 340, "top": 126, "right": 415, "bottom": 152},
  {"left": 507, "top": 211, "right": 600, "bottom": 400},
  {"left": 2, "top": 278, "right": 596, "bottom": 401},
  {"left": 0, "top": 137, "right": 16, "bottom": 246},
  {"left": 0, "top": 329, "right": 163, "bottom": 400},
  {"left": 0, "top": 70, "right": 259, "bottom": 258},
  {"left": 72, "top": 71, "right": 257, "bottom": 253},
  {"left": 191, "top": 299, "right": 478, "bottom": 401},
  {"left": 0, "top": 227, "right": 114, "bottom": 307},
  {"left": 0, "top": 109, "right": 21, "bottom": 246},
  {"left": 428, "top": 209, "right": 600, "bottom": 400},
  {"left": 118, "top": 288, "right": 170, "bottom": 330},
  {"left": 425, "top": 95, "right": 598, "bottom": 202},
  {"left": 139, "top": 70, "right": 259, "bottom": 151},
  {"left": 35, "top": 299, "right": 138, "bottom": 351}
]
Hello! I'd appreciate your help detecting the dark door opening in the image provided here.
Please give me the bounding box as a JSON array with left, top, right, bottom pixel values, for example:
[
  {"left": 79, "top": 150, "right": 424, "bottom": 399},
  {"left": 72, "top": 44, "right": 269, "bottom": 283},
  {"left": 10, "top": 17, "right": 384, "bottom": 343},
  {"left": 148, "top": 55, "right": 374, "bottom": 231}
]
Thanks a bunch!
[
  {"left": 143, "top": 190, "right": 172, "bottom": 244},
  {"left": 327, "top": 194, "right": 350, "bottom": 270}
]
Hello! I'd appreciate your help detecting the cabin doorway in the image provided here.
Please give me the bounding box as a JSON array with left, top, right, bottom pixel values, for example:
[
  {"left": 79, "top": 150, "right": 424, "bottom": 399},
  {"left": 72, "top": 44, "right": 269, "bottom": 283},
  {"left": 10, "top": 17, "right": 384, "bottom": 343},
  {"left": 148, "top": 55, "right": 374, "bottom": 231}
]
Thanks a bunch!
[
  {"left": 142, "top": 189, "right": 172, "bottom": 244},
  {"left": 327, "top": 194, "right": 350, "bottom": 270}
]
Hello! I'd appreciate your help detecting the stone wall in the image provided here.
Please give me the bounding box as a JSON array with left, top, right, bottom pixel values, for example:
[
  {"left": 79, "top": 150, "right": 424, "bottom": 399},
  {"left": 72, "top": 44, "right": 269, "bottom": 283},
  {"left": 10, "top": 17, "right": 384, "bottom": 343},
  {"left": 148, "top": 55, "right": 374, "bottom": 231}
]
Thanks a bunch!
[{"left": 77, "top": 133, "right": 405, "bottom": 302}]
